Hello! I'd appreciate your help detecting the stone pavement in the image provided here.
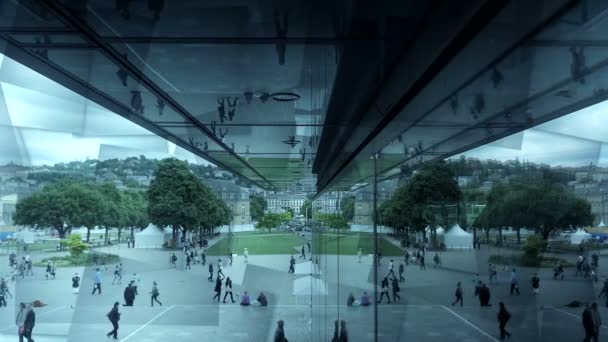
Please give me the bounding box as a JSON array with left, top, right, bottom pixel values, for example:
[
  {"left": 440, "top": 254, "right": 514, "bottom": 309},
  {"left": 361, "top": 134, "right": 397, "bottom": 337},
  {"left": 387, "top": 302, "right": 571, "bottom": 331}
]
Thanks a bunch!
[{"left": 1, "top": 244, "right": 607, "bottom": 341}]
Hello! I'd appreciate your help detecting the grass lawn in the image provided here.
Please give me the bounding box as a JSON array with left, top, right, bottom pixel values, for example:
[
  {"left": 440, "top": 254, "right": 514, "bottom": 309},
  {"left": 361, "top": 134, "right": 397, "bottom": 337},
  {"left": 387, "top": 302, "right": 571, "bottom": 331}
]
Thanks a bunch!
[
  {"left": 0, "top": 241, "right": 59, "bottom": 253},
  {"left": 207, "top": 232, "right": 307, "bottom": 255},
  {"left": 313, "top": 233, "right": 404, "bottom": 256},
  {"left": 207, "top": 232, "right": 404, "bottom": 256}
]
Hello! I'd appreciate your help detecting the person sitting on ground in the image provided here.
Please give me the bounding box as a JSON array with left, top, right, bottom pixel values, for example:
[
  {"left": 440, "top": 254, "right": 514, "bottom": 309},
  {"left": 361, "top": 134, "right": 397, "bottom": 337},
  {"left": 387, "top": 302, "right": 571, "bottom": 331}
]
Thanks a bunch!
[
  {"left": 347, "top": 293, "right": 355, "bottom": 307},
  {"left": 257, "top": 292, "right": 268, "bottom": 307},
  {"left": 240, "top": 291, "right": 251, "bottom": 306},
  {"left": 360, "top": 292, "right": 370, "bottom": 306}
]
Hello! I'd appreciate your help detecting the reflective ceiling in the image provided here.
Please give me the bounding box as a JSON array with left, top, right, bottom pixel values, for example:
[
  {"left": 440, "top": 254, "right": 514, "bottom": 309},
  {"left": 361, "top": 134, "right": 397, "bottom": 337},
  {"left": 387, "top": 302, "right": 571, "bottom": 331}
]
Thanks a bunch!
[{"left": 0, "top": 0, "right": 605, "bottom": 193}]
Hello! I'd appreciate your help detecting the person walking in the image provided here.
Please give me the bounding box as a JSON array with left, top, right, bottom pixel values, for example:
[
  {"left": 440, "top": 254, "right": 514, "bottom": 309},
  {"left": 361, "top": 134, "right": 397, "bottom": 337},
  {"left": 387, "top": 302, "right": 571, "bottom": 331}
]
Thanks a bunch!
[
  {"left": 16, "top": 303, "right": 26, "bottom": 341},
  {"left": 357, "top": 248, "right": 362, "bottom": 263},
  {"left": 208, "top": 263, "right": 214, "bottom": 282},
  {"left": 213, "top": 276, "right": 223, "bottom": 302},
  {"left": 45, "top": 261, "right": 52, "bottom": 280},
  {"left": 112, "top": 264, "right": 122, "bottom": 285},
  {"left": 150, "top": 281, "right": 162, "bottom": 307},
  {"left": 531, "top": 273, "right": 540, "bottom": 295},
  {"left": 0, "top": 281, "right": 6, "bottom": 308},
  {"left": 339, "top": 320, "right": 348, "bottom": 342},
  {"left": 452, "top": 282, "right": 463, "bottom": 307},
  {"left": 387, "top": 260, "right": 395, "bottom": 278},
  {"left": 185, "top": 254, "right": 191, "bottom": 270},
  {"left": 404, "top": 250, "right": 410, "bottom": 266},
  {"left": 217, "top": 262, "right": 225, "bottom": 278},
  {"left": 332, "top": 319, "right": 339, "bottom": 342},
  {"left": 509, "top": 268, "right": 520, "bottom": 296},
  {"left": 591, "top": 302, "right": 601, "bottom": 342},
  {"left": 489, "top": 263, "right": 498, "bottom": 283},
  {"left": 299, "top": 246, "right": 306, "bottom": 259},
  {"left": 106, "top": 302, "right": 120, "bottom": 340},
  {"left": 497, "top": 302, "right": 512, "bottom": 340},
  {"left": 229, "top": 250, "right": 233, "bottom": 266},
  {"left": 123, "top": 282, "right": 136, "bottom": 306},
  {"left": 244, "top": 248, "right": 249, "bottom": 263},
  {"left": 223, "top": 277, "right": 234, "bottom": 303},
  {"left": 289, "top": 256, "right": 295, "bottom": 274},
  {"left": 20, "top": 303, "right": 35, "bottom": 342},
  {"left": 391, "top": 277, "right": 401, "bottom": 302},
  {"left": 420, "top": 254, "right": 426, "bottom": 270},
  {"left": 71, "top": 273, "right": 80, "bottom": 309},
  {"left": 398, "top": 263, "right": 405, "bottom": 282},
  {"left": 378, "top": 277, "right": 391, "bottom": 304},
  {"left": 583, "top": 304, "right": 595, "bottom": 342},
  {"left": 92, "top": 268, "right": 102, "bottom": 295},
  {"left": 274, "top": 320, "right": 288, "bottom": 342},
  {"left": 201, "top": 249, "right": 206, "bottom": 266}
]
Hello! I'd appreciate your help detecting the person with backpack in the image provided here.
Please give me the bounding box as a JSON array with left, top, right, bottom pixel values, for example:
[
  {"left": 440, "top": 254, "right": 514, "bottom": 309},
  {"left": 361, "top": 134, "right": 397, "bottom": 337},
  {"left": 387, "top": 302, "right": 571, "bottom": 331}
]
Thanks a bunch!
[
  {"left": 583, "top": 303, "right": 595, "bottom": 342},
  {"left": 106, "top": 302, "right": 120, "bottom": 340},
  {"left": 71, "top": 273, "right": 80, "bottom": 308},
  {"left": 497, "top": 302, "right": 512, "bottom": 340},
  {"left": 598, "top": 279, "right": 608, "bottom": 307},
  {"left": 150, "top": 281, "right": 162, "bottom": 307},
  {"left": 452, "top": 282, "right": 463, "bottom": 307},
  {"left": 208, "top": 263, "right": 214, "bottom": 282},
  {"left": 274, "top": 320, "right": 288, "bottom": 342}
]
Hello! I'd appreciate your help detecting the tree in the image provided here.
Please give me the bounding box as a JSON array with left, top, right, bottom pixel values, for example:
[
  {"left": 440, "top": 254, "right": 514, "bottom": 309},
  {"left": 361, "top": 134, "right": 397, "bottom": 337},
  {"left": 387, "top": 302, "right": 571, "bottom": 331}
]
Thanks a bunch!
[
  {"left": 15, "top": 181, "right": 106, "bottom": 242},
  {"left": 250, "top": 195, "right": 267, "bottom": 221},
  {"left": 301, "top": 199, "right": 313, "bottom": 221},
  {"left": 66, "top": 233, "right": 87, "bottom": 257},
  {"left": 122, "top": 190, "right": 148, "bottom": 242},
  {"left": 382, "top": 161, "right": 462, "bottom": 243},
  {"left": 148, "top": 158, "right": 221, "bottom": 243},
  {"left": 97, "top": 183, "right": 126, "bottom": 244},
  {"left": 255, "top": 213, "right": 289, "bottom": 232},
  {"left": 341, "top": 195, "right": 355, "bottom": 222},
  {"left": 479, "top": 182, "right": 593, "bottom": 240}
]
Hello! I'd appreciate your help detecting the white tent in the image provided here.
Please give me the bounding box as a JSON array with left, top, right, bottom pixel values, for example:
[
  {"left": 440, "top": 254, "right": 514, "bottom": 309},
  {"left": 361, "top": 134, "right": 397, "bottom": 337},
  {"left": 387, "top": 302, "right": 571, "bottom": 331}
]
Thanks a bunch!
[
  {"left": 14, "top": 230, "right": 35, "bottom": 244},
  {"left": 570, "top": 228, "right": 592, "bottom": 245},
  {"left": 444, "top": 224, "right": 473, "bottom": 249},
  {"left": 599, "top": 221, "right": 606, "bottom": 228},
  {"left": 424, "top": 225, "right": 445, "bottom": 235},
  {"left": 135, "top": 224, "right": 170, "bottom": 249}
]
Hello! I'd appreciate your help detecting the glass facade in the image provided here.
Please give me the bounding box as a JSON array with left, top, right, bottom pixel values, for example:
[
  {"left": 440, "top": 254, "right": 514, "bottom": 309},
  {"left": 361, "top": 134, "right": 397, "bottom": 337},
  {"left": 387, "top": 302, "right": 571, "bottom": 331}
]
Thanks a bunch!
[{"left": 2, "top": 1, "right": 608, "bottom": 341}]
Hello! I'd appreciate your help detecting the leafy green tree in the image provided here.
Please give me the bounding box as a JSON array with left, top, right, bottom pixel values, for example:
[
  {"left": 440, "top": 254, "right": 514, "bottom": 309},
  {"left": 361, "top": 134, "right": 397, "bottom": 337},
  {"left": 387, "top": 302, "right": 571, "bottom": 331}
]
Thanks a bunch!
[
  {"left": 479, "top": 182, "right": 593, "bottom": 240},
  {"left": 66, "top": 233, "right": 87, "bottom": 257},
  {"left": 255, "top": 213, "right": 289, "bottom": 232},
  {"left": 284, "top": 207, "right": 295, "bottom": 218},
  {"left": 148, "top": 158, "right": 223, "bottom": 243},
  {"left": 62, "top": 183, "right": 107, "bottom": 243},
  {"left": 250, "top": 195, "right": 267, "bottom": 221},
  {"left": 14, "top": 189, "right": 68, "bottom": 238},
  {"left": 97, "top": 183, "right": 126, "bottom": 244},
  {"left": 123, "top": 190, "right": 148, "bottom": 242}
]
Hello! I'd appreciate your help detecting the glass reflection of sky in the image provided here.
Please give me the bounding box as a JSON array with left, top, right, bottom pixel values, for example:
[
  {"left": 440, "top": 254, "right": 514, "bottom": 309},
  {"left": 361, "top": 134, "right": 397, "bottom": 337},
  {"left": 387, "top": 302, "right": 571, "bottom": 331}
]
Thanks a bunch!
[{"left": 0, "top": 53, "right": 210, "bottom": 166}]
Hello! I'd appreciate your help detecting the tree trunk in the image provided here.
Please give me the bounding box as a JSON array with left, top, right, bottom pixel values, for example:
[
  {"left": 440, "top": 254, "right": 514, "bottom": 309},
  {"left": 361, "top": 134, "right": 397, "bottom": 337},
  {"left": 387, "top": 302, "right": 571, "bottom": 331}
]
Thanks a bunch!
[
  {"left": 117, "top": 228, "right": 122, "bottom": 242},
  {"left": 130, "top": 227, "right": 135, "bottom": 242},
  {"left": 105, "top": 227, "right": 109, "bottom": 244},
  {"left": 498, "top": 227, "right": 503, "bottom": 246},
  {"left": 485, "top": 227, "right": 490, "bottom": 243},
  {"left": 86, "top": 228, "right": 91, "bottom": 243},
  {"left": 56, "top": 226, "right": 66, "bottom": 239},
  {"left": 516, "top": 228, "right": 521, "bottom": 244}
]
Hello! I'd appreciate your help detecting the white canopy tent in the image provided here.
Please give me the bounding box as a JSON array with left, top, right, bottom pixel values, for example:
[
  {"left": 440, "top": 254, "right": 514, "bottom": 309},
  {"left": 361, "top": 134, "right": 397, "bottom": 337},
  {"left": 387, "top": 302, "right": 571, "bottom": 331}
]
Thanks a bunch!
[
  {"left": 135, "top": 224, "right": 170, "bottom": 249},
  {"left": 570, "top": 228, "right": 592, "bottom": 245},
  {"left": 599, "top": 221, "right": 606, "bottom": 228},
  {"left": 444, "top": 224, "right": 473, "bottom": 249}
]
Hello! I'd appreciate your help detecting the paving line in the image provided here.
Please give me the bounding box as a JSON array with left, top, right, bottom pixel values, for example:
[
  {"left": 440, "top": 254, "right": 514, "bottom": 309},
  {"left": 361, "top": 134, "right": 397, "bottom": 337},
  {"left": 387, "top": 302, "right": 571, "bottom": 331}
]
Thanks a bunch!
[
  {"left": 548, "top": 306, "right": 608, "bottom": 329},
  {"left": 120, "top": 304, "right": 175, "bottom": 342},
  {"left": 0, "top": 305, "right": 68, "bottom": 332},
  {"left": 441, "top": 305, "right": 499, "bottom": 342}
]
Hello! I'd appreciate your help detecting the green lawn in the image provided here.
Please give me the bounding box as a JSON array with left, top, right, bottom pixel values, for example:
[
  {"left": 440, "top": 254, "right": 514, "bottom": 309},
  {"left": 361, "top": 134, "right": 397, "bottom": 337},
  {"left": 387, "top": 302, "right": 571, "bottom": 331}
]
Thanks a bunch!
[
  {"left": 207, "top": 232, "right": 404, "bottom": 256},
  {"left": 313, "top": 233, "right": 404, "bottom": 256},
  {"left": 207, "top": 232, "right": 307, "bottom": 255}
]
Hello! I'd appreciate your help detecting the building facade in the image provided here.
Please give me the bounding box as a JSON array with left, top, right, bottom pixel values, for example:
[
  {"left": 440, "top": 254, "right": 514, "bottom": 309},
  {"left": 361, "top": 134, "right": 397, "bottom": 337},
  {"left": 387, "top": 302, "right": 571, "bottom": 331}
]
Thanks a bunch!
[{"left": 205, "top": 180, "right": 251, "bottom": 226}]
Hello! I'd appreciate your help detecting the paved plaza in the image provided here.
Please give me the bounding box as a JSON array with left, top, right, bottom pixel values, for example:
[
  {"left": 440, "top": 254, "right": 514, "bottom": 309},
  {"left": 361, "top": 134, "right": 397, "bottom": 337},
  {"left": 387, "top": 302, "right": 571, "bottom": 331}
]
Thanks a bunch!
[{"left": 1, "top": 239, "right": 607, "bottom": 341}]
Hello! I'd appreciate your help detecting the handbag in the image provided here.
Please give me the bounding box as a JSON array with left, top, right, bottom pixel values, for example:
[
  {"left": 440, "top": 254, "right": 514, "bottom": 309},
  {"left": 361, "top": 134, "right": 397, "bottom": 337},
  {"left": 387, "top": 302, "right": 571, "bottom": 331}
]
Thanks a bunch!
[{"left": 19, "top": 326, "right": 24, "bottom": 334}]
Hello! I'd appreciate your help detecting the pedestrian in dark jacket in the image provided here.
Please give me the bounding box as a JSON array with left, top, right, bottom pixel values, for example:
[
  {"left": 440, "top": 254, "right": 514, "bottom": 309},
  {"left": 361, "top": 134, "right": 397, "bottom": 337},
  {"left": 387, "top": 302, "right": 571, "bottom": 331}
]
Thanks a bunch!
[
  {"left": 20, "top": 303, "right": 35, "bottom": 342},
  {"left": 452, "top": 282, "right": 463, "bottom": 306},
  {"left": 497, "top": 302, "right": 512, "bottom": 340},
  {"left": 213, "top": 276, "right": 223, "bottom": 302},
  {"left": 208, "top": 263, "right": 214, "bottom": 282},
  {"left": 106, "top": 302, "right": 120, "bottom": 340},
  {"left": 274, "top": 320, "right": 288, "bottom": 342},
  {"left": 123, "top": 282, "right": 135, "bottom": 306},
  {"left": 339, "top": 320, "right": 348, "bottom": 342},
  {"left": 583, "top": 304, "right": 595, "bottom": 342}
]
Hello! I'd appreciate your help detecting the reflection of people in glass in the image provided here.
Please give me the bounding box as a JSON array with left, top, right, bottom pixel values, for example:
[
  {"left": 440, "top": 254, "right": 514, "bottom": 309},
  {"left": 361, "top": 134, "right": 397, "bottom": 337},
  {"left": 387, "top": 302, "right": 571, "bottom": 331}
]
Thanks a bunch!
[
  {"left": 273, "top": 8, "right": 288, "bottom": 65},
  {"left": 147, "top": 0, "right": 165, "bottom": 21}
]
